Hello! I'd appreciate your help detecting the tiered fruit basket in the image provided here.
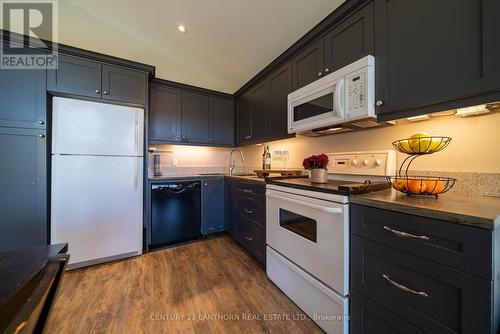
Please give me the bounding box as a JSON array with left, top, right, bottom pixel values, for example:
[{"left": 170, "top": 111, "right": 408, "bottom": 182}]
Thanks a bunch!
[{"left": 388, "top": 136, "right": 456, "bottom": 197}]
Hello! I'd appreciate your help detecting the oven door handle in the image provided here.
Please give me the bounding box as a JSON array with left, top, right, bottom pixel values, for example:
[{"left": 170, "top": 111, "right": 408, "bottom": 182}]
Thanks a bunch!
[{"left": 266, "top": 193, "right": 343, "bottom": 214}]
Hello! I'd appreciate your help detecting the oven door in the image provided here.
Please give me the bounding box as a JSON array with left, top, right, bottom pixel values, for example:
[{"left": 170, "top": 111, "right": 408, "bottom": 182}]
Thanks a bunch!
[
  {"left": 266, "top": 188, "right": 349, "bottom": 296},
  {"left": 288, "top": 76, "right": 345, "bottom": 133}
]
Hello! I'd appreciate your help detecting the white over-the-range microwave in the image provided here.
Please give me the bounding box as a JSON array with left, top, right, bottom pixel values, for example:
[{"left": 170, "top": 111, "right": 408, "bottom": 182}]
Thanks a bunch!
[{"left": 288, "top": 55, "right": 390, "bottom": 136}]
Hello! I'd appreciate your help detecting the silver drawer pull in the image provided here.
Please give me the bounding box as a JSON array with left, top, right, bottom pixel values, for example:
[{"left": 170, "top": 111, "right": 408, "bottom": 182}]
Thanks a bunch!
[
  {"left": 244, "top": 208, "right": 253, "bottom": 214},
  {"left": 245, "top": 235, "right": 253, "bottom": 241},
  {"left": 383, "top": 226, "right": 429, "bottom": 240},
  {"left": 243, "top": 189, "right": 253, "bottom": 193},
  {"left": 382, "top": 274, "right": 429, "bottom": 298}
]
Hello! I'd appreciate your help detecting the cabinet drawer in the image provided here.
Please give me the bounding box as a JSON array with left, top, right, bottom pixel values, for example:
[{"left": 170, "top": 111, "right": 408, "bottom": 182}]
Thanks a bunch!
[
  {"left": 350, "top": 290, "right": 426, "bottom": 334},
  {"left": 351, "top": 235, "right": 492, "bottom": 334},
  {"left": 237, "top": 215, "right": 265, "bottom": 264},
  {"left": 350, "top": 204, "right": 492, "bottom": 279},
  {"left": 230, "top": 180, "right": 265, "bottom": 197},
  {"left": 236, "top": 196, "right": 265, "bottom": 226}
]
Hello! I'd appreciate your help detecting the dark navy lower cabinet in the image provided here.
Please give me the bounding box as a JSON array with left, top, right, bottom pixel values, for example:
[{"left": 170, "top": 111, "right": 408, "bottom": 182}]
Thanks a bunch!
[
  {"left": 226, "top": 179, "right": 266, "bottom": 265},
  {"left": 202, "top": 178, "right": 225, "bottom": 234},
  {"left": 350, "top": 290, "right": 426, "bottom": 334},
  {"left": 0, "top": 127, "right": 47, "bottom": 252},
  {"left": 350, "top": 204, "right": 498, "bottom": 334}
]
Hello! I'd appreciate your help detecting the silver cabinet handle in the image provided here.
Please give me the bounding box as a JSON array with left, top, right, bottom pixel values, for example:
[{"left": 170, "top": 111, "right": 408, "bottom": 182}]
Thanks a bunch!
[
  {"left": 103, "top": 91, "right": 109, "bottom": 95},
  {"left": 243, "top": 188, "right": 253, "bottom": 193},
  {"left": 376, "top": 100, "right": 384, "bottom": 106},
  {"left": 383, "top": 226, "right": 429, "bottom": 240},
  {"left": 37, "top": 120, "right": 45, "bottom": 125},
  {"left": 382, "top": 274, "right": 429, "bottom": 298},
  {"left": 244, "top": 208, "right": 253, "bottom": 214},
  {"left": 95, "top": 89, "right": 100, "bottom": 94},
  {"left": 317, "top": 71, "right": 322, "bottom": 76},
  {"left": 245, "top": 235, "right": 253, "bottom": 241},
  {"left": 325, "top": 68, "right": 330, "bottom": 73},
  {"left": 38, "top": 134, "right": 45, "bottom": 138}
]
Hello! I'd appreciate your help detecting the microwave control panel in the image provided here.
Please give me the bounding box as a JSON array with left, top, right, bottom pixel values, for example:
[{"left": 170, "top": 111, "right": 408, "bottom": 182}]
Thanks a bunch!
[{"left": 347, "top": 72, "right": 366, "bottom": 114}]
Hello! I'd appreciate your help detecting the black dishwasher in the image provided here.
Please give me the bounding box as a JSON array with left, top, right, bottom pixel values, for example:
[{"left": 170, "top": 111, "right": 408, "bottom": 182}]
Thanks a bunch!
[{"left": 151, "top": 181, "right": 201, "bottom": 248}]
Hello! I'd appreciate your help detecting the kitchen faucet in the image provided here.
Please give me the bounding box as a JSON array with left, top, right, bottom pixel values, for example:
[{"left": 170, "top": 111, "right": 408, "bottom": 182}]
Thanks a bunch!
[{"left": 229, "top": 149, "right": 245, "bottom": 175}]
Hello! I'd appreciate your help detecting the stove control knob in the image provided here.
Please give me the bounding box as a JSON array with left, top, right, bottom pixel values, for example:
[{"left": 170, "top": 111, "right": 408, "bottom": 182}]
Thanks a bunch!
[
  {"left": 363, "top": 159, "right": 369, "bottom": 166},
  {"left": 375, "top": 159, "right": 383, "bottom": 166},
  {"left": 351, "top": 159, "right": 358, "bottom": 167}
]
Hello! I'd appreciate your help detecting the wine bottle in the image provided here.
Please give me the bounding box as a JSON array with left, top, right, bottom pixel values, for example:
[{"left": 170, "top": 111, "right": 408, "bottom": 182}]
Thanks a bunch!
[
  {"left": 262, "top": 146, "right": 266, "bottom": 169},
  {"left": 264, "top": 145, "right": 271, "bottom": 170}
]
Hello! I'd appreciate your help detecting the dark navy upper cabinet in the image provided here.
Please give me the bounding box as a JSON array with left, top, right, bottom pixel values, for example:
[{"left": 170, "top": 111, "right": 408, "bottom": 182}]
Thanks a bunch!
[
  {"left": 374, "top": 0, "right": 500, "bottom": 120},
  {"left": 149, "top": 84, "right": 182, "bottom": 143},
  {"left": 324, "top": 2, "right": 374, "bottom": 73},
  {"left": 202, "top": 178, "right": 225, "bottom": 235},
  {"left": 268, "top": 62, "right": 293, "bottom": 141},
  {"left": 0, "top": 127, "right": 46, "bottom": 252},
  {"left": 208, "top": 96, "right": 234, "bottom": 146},
  {"left": 292, "top": 38, "right": 325, "bottom": 90},
  {"left": 0, "top": 65, "right": 46, "bottom": 129},
  {"left": 102, "top": 64, "right": 147, "bottom": 105},
  {"left": 48, "top": 54, "right": 148, "bottom": 105},
  {"left": 149, "top": 82, "right": 234, "bottom": 147},
  {"left": 236, "top": 92, "right": 252, "bottom": 145},
  {"left": 47, "top": 54, "right": 102, "bottom": 98},
  {"left": 250, "top": 80, "right": 270, "bottom": 140},
  {"left": 181, "top": 91, "right": 210, "bottom": 144},
  {"left": 236, "top": 62, "right": 293, "bottom": 146}
]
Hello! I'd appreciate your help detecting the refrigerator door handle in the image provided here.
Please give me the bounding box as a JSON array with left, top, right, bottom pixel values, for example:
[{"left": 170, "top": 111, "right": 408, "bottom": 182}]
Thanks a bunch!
[
  {"left": 134, "top": 158, "right": 138, "bottom": 190},
  {"left": 134, "top": 110, "right": 139, "bottom": 156}
]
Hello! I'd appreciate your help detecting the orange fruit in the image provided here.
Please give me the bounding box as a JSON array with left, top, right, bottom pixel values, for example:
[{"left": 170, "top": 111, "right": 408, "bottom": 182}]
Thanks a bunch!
[
  {"left": 392, "top": 178, "right": 408, "bottom": 191},
  {"left": 425, "top": 180, "right": 446, "bottom": 194},
  {"left": 407, "top": 179, "right": 427, "bottom": 194}
]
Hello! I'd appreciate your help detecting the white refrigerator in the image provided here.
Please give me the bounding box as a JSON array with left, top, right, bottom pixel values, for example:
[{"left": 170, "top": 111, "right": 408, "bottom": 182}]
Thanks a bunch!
[{"left": 51, "top": 97, "right": 144, "bottom": 269}]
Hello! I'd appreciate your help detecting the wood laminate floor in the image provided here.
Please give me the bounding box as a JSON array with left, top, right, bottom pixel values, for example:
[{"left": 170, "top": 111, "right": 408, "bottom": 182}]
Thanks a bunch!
[{"left": 46, "top": 235, "right": 323, "bottom": 333}]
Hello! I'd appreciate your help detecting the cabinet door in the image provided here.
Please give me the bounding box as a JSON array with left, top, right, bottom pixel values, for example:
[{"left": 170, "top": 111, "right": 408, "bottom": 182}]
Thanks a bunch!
[
  {"left": 47, "top": 54, "right": 102, "bottom": 98},
  {"left": 102, "top": 64, "right": 147, "bottom": 105},
  {"left": 181, "top": 91, "right": 210, "bottom": 143},
  {"left": 149, "top": 85, "right": 182, "bottom": 143},
  {"left": 225, "top": 181, "right": 236, "bottom": 239},
  {"left": 292, "top": 38, "right": 324, "bottom": 90},
  {"left": 0, "top": 127, "right": 46, "bottom": 252},
  {"left": 0, "top": 55, "right": 46, "bottom": 129},
  {"left": 208, "top": 96, "right": 234, "bottom": 146},
  {"left": 374, "top": 0, "right": 500, "bottom": 118},
  {"left": 202, "top": 179, "right": 225, "bottom": 234},
  {"left": 236, "top": 93, "right": 252, "bottom": 145},
  {"left": 324, "top": 2, "right": 374, "bottom": 73},
  {"left": 250, "top": 80, "right": 270, "bottom": 141},
  {"left": 268, "top": 62, "right": 293, "bottom": 141}
]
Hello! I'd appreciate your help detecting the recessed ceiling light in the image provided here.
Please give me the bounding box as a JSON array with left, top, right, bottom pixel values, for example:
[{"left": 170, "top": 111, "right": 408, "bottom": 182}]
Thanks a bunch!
[{"left": 177, "top": 25, "right": 187, "bottom": 33}]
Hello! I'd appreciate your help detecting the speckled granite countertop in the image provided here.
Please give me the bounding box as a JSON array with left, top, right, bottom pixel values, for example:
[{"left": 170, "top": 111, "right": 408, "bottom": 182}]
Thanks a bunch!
[
  {"left": 351, "top": 189, "right": 500, "bottom": 230},
  {"left": 149, "top": 174, "right": 266, "bottom": 184}
]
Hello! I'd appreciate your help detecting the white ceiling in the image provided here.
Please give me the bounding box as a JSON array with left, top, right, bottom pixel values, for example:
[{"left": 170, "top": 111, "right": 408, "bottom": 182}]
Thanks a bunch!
[{"left": 59, "top": 0, "right": 344, "bottom": 93}]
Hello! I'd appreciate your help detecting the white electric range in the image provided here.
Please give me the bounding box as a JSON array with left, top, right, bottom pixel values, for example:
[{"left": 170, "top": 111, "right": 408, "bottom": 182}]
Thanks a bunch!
[{"left": 265, "top": 150, "right": 396, "bottom": 334}]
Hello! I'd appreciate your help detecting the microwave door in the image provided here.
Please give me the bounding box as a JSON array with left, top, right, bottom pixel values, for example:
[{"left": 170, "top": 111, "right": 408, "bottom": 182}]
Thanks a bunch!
[{"left": 289, "top": 79, "right": 344, "bottom": 132}]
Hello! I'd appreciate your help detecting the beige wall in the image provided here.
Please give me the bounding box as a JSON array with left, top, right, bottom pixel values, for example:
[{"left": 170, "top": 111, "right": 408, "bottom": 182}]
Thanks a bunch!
[
  {"left": 150, "top": 112, "right": 500, "bottom": 174},
  {"left": 239, "top": 112, "right": 500, "bottom": 173},
  {"left": 148, "top": 145, "right": 234, "bottom": 168}
]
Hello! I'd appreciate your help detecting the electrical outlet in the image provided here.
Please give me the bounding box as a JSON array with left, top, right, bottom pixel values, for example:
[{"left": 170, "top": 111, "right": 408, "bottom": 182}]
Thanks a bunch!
[{"left": 172, "top": 157, "right": 178, "bottom": 167}]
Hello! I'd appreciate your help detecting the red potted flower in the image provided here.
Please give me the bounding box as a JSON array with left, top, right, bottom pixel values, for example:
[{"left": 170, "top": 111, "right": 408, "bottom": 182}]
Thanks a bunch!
[{"left": 303, "top": 154, "right": 329, "bottom": 183}]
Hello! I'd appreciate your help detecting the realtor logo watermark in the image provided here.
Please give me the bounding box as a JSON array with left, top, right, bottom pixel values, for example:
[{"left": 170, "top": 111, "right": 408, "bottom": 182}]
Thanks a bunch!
[{"left": 0, "top": 0, "right": 58, "bottom": 69}]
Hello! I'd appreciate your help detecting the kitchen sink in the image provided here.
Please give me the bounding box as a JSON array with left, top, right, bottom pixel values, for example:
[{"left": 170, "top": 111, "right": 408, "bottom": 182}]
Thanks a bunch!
[{"left": 230, "top": 173, "right": 256, "bottom": 177}]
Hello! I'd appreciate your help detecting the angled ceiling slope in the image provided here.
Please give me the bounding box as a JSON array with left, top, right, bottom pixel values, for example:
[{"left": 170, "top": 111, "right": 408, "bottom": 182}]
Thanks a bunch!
[{"left": 59, "top": 0, "right": 344, "bottom": 94}]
